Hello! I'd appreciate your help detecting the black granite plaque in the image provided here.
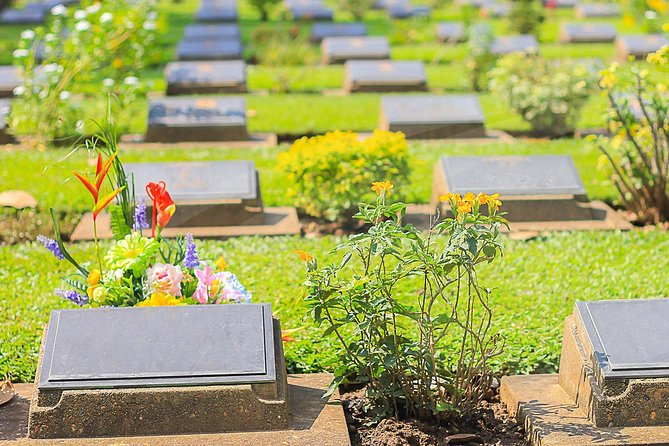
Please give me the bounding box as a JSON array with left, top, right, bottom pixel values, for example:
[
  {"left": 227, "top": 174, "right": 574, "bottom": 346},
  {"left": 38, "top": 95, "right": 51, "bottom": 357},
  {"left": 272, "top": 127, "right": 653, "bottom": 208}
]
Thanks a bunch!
[
  {"left": 310, "top": 22, "right": 367, "bottom": 43},
  {"left": 576, "top": 299, "right": 669, "bottom": 379},
  {"left": 380, "top": 95, "right": 485, "bottom": 138},
  {"left": 176, "top": 38, "right": 243, "bottom": 61},
  {"left": 146, "top": 97, "right": 248, "bottom": 142},
  {"left": 0, "top": 66, "right": 21, "bottom": 99},
  {"left": 575, "top": 2, "right": 621, "bottom": 18},
  {"left": 345, "top": 60, "right": 427, "bottom": 92},
  {"left": 483, "top": 2, "right": 510, "bottom": 17},
  {"left": 195, "top": 0, "right": 238, "bottom": 22},
  {"left": 616, "top": 34, "right": 669, "bottom": 60},
  {"left": 38, "top": 304, "right": 275, "bottom": 390},
  {"left": 559, "top": 23, "right": 617, "bottom": 43},
  {"left": 127, "top": 160, "right": 258, "bottom": 203},
  {"left": 183, "top": 24, "right": 241, "bottom": 40},
  {"left": 440, "top": 155, "right": 587, "bottom": 196},
  {"left": 165, "top": 61, "right": 247, "bottom": 95},
  {"left": 436, "top": 22, "right": 465, "bottom": 43},
  {"left": 321, "top": 36, "right": 390, "bottom": 64},
  {"left": 0, "top": 4, "right": 46, "bottom": 24},
  {"left": 490, "top": 34, "right": 539, "bottom": 55}
]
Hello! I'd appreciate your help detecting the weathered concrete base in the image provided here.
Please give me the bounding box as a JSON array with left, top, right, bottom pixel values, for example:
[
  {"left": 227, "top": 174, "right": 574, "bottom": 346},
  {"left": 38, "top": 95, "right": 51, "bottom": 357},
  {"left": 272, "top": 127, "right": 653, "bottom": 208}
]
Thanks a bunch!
[
  {"left": 379, "top": 120, "right": 486, "bottom": 139},
  {"left": 0, "top": 373, "right": 349, "bottom": 446},
  {"left": 70, "top": 207, "right": 302, "bottom": 241},
  {"left": 119, "top": 132, "right": 277, "bottom": 148},
  {"left": 500, "top": 374, "right": 669, "bottom": 446}
]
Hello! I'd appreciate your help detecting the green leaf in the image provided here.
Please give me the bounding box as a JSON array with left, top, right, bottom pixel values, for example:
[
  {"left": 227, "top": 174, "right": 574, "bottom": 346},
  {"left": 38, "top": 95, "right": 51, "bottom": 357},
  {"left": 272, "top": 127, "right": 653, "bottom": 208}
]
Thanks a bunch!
[{"left": 108, "top": 205, "right": 132, "bottom": 240}]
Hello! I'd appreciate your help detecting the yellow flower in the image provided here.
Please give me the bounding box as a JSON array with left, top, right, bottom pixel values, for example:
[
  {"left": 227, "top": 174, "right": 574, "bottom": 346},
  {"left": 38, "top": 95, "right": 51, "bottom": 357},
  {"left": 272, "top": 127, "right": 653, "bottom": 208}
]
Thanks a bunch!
[
  {"left": 488, "top": 193, "right": 502, "bottom": 211},
  {"left": 439, "top": 193, "right": 460, "bottom": 202},
  {"left": 623, "top": 13, "right": 635, "bottom": 27},
  {"left": 295, "top": 249, "right": 314, "bottom": 262},
  {"left": 215, "top": 256, "right": 227, "bottom": 272},
  {"left": 137, "top": 292, "right": 185, "bottom": 307},
  {"left": 647, "top": 0, "right": 667, "bottom": 13},
  {"left": 371, "top": 180, "right": 393, "bottom": 196},
  {"left": 87, "top": 285, "right": 108, "bottom": 304},
  {"left": 457, "top": 200, "right": 472, "bottom": 215},
  {"left": 463, "top": 192, "right": 476, "bottom": 203},
  {"left": 477, "top": 193, "right": 489, "bottom": 204},
  {"left": 663, "top": 23, "right": 669, "bottom": 32},
  {"left": 112, "top": 58, "right": 123, "bottom": 69},
  {"left": 87, "top": 269, "right": 101, "bottom": 286}
]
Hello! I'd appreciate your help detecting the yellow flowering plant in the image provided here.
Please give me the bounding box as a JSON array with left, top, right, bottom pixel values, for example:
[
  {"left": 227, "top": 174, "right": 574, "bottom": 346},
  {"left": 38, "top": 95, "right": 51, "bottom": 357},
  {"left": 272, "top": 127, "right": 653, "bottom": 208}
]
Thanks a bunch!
[
  {"left": 301, "top": 182, "right": 508, "bottom": 422},
  {"left": 278, "top": 130, "right": 411, "bottom": 222},
  {"left": 595, "top": 45, "right": 669, "bottom": 224}
]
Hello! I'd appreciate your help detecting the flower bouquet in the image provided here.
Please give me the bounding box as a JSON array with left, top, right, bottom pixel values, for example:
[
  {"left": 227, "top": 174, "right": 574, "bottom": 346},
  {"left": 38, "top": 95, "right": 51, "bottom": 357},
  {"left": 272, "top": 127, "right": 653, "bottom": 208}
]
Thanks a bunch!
[{"left": 38, "top": 119, "right": 251, "bottom": 308}]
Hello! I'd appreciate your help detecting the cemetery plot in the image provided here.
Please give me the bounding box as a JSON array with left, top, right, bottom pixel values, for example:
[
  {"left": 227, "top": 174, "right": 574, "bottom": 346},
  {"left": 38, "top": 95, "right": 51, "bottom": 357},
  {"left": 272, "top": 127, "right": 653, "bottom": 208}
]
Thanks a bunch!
[
  {"left": 145, "top": 97, "right": 248, "bottom": 142},
  {"left": 0, "top": 66, "right": 21, "bottom": 98},
  {"left": 176, "top": 38, "right": 243, "bottom": 61},
  {"left": 559, "top": 23, "right": 617, "bottom": 43},
  {"left": 379, "top": 94, "right": 485, "bottom": 138},
  {"left": 436, "top": 22, "right": 466, "bottom": 43},
  {"left": 165, "top": 61, "right": 247, "bottom": 95},
  {"left": 183, "top": 23, "right": 241, "bottom": 40},
  {"left": 482, "top": 2, "right": 511, "bottom": 17},
  {"left": 344, "top": 60, "right": 427, "bottom": 92},
  {"left": 310, "top": 23, "right": 367, "bottom": 43},
  {"left": 0, "top": 3, "right": 46, "bottom": 24},
  {"left": 321, "top": 36, "right": 391, "bottom": 64},
  {"left": 71, "top": 161, "right": 302, "bottom": 240},
  {"left": 285, "top": 0, "right": 334, "bottom": 20},
  {"left": 195, "top": 0, "right": 238, "bottom": 22},
  {"left": 0, "top": 99, "right": 13, "bottom": 144},
  {"left": 28, "top": 304, "right": 290, "bottom": 438},
  {"left": 575, "top": 2, "right": 621, "bottom": 18},
  {"left": 490, "top": 35, "right": 539, "bottom": 55},
  {"left": 615, "top": 34, "right": 669, "bottom": 61}
]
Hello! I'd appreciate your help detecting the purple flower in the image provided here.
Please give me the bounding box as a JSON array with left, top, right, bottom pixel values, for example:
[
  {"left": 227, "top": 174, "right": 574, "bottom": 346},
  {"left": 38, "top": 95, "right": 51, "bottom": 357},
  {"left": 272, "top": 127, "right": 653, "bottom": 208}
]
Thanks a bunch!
[
  {"left": 133, "top": 201, "right": 149, "bottom": 231},
  {"left": 37, "top": 235, "right": 64, "bottom": 260},
  {"left": 55, "top": 289, "right": 88, "bottom": 306},
  {"left": 184, "top": 233, "right": 200, "bottom": 268}
]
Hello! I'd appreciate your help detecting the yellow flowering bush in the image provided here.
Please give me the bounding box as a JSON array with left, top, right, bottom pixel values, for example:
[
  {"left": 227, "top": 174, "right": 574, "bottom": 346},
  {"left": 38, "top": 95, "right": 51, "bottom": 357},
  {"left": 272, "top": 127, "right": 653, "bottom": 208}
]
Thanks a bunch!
[
  {"left": 596, "top": 45, "right": 669, "bottom": 224},
  {"left": 278, "top": 130, "right": 410, "bottom": 221}
]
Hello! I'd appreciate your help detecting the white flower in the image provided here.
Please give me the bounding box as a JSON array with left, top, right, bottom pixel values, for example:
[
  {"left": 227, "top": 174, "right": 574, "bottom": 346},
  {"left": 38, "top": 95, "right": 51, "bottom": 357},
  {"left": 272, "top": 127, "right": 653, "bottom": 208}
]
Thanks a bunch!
[
  {"left": 645, "top": 10, "right": 657, "bottom": 19},
  {"left": 85, "top": 3, "right": 101, "bottom": 14},
  {"left": 124, "top": 76, "right": 139, "bottom": 86},
  {"left": 143, "top": 21, "right": 156, "bottom": 30},
  {"left": 100, "top": 12, "right": 113, "bottom": 23},
  {"left": 45, "top": 33, "right": 57, "bottom": 42},
  {"left": 21, "top": 30, "right": 35, "bottom": 40},
  {"left": 74, "top": 9, "right": 86, "bottom": 20},
  {"left": 12, "top": 86, "right": 25, "bottom": 96},
  {"left": 12, "top": 49, "right": 29, "bottom": 58},
  {"left": 148, "top": 11, "right": 157, "bottom": 20},
  {"left": 59, "top": 91, "right": 71, "bottom": 100},
  {"left": 74, "top": 20, "right": 91, "bottom": 32},
  {"left": 50, "top": 4, "right": 67, "bottom": 16},
  {"left": 103, "top": 78, "right": 114, "bottom": 88}
]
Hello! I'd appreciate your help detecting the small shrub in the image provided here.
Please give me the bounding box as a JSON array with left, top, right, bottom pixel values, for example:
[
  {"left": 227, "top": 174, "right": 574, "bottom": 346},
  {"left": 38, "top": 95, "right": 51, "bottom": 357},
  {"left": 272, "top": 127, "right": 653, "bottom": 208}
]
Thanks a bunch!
[
  {"left": 249, "top": 0, "right": 282, "bottom": 21},
  {"left": 595, "top": 46, "right": 669, "bottom": 224},
  {"left": 300, "top": 185, "right": 507, "bottom": 421},
  {"left": 465, "top": 23, "right": 495, "bottom": 92},
  {"left": 488, "top": 53, "right": 598, "bottom": 136},
  {"left": 340, "top": 0, "right": 375, "bottom": 21},
  {"left": 278, "top": 130, "right": 411, "bottom": 221},
  {"left": 508, "top": 0, "right": 545, "bottom": 36}
]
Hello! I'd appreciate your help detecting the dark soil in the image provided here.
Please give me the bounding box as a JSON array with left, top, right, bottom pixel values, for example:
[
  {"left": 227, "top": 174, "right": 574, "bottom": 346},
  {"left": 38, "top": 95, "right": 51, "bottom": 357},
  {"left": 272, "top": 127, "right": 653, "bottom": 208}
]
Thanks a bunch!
[{"left": 342, "top": 388, "right": 526, "bottom": 446}]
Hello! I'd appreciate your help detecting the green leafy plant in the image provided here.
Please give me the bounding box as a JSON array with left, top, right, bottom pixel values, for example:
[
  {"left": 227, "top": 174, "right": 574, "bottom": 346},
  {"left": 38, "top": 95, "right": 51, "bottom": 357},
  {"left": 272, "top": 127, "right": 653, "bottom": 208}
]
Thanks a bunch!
[
  {"left": 488, "top": 53, "right": 598, "bottom": 136},
  {"left": 249, "top": 0, "right": 282, "bottom": 21},
  {"left": 508, "top": 0, "right": 545, "bottom": 36},
  {"left": 278, "top": 130, "right": 411, "bottom": 222},
  {"left": 595, "top": 46, "right": 669, "bottom": 223},
  {"left": 300, "top": 184, "right": 507, "bottom": 421},
  {"left": 465, "top": 23, "right": 495, "bottom": 92},
  {"left": 340, "top": 0, "right": 375, "bottom": 21}
]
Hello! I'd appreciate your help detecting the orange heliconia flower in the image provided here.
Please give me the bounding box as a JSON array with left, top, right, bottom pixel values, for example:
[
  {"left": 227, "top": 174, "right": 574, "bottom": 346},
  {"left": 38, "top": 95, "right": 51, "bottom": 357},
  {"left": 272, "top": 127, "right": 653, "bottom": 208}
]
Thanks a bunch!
[{"left": 73, "top": 152, "right": 126, "bottom": 222}]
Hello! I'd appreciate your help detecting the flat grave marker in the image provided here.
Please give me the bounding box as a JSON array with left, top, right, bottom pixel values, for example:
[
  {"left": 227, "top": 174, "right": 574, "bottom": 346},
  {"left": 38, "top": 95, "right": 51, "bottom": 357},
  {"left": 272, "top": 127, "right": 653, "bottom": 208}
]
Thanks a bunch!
[
  {"left": 165, "top": 60, "right": 247, "bottom": 95},
  {"left": 482, "top": 2, "right": 511, "bottom": 17},
  {"left": 288, "top": 2, "right": 334, "bottom": 20},
  {"left": 0, "top": 3, "right": 46, "bottom": 24},
  {"left": 615, "top": 34, "right": 669, "bottom": 60},
  {"left": 344, "top": 60, "right": 427, "bottom": 92},
  {"left": 385, "top": 1, "right": 431, "bottom": 18},
  {"left": 0, "top": 66, "right": 20, "bottom": 98},
  {"left": 176, "top": 38, "right": 243, "bottom": 61},
  {"left": 380, "top": 95, "right": 485, "bottom": 139},
  {"left": 490, "top": 34, "right": 539, "bottom": 55},
  {"left": 455, "top": 0, "right": 493, "bottom": 8},
  {"left": 146, "top": 97, "right": 248, "bottom": 142},
  {"left": 310, "top": 22, "right": 367, "bottom": 43},
  {"left": 559, "top": 23, "right": 617, "bottom": 43},
  {"left": 321, "top": 36, "right": 390, "bottom": 64},
  {"left": 195, "top": 0, "right": 238, "bottom": 22},
  {"left": 436, "top": 21, "right": 466, "bottom": 43},
  {"left": 575, "top": 2, "right": 621, "bottom": 18},
  {"left": 183, "top": 23, "right": 241, "bottom": 40}
]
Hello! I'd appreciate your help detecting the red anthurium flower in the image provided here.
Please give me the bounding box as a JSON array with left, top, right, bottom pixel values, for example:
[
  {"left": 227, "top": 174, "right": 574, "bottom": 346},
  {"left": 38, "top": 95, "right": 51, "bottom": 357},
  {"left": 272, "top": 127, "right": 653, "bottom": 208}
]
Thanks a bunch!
[
  {"left": 73, "top": 152, "right": 125, "bottom": 222},
  {"left": 146, "top": 181, "right": 176, "bottom": 237}
]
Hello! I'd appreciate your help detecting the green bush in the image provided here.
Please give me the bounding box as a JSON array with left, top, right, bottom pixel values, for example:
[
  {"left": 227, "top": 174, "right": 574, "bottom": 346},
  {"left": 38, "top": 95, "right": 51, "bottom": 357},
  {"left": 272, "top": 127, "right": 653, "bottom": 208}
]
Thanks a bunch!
[
  {"left": 488, "top": 54, "right": 598, "bottom": 136},
  {"left": 465, "top": 23, "right": 495, "bottom": 92},
  {"left": 508, "top": 0, "right": 545, "bottom": 36},
  {"left": 278, "top": 130, "right": 411, "bottom": 221}
]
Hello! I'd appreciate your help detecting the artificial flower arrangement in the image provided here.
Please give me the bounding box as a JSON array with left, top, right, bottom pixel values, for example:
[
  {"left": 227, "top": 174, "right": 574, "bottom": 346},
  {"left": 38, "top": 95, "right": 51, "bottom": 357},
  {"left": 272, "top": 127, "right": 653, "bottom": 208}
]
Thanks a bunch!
[{"left": 37, "top": 118, "right": 251, "bottom": 308}]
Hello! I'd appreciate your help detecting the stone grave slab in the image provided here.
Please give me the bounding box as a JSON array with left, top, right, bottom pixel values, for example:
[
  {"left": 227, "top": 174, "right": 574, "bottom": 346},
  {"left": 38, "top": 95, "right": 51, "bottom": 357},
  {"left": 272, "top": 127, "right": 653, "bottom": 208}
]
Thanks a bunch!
[
  {"left": 165, "top": 61, "right": 247, "bottom": 95},
  {"left": 431, "top": 155, "right": 596, "bottom": 222},
  {"left": 455, "top": 0, "right": 493, "bottom": 8},
  {"left": 380, "top": 95, "right": 485, "bottom": 139},
  {"left": 28, "top": 304, "right": 289, "bottom": 438},
  {"left": 0, "top": 65, "right": 20, "bottom": 98},
  {"left": 436, "top": 21, "right": 466, "bottom": 43},
  {"left": 195, "top": 0, "right": 238, "bottom": 22},
  {"left": 575, "top": 2, "right": 621, "bottom": 18},
  {"left": 550, "top": 0, "right": 577, "bottom": 7},
  {"left": 0, "top": 4, "right": 46, "bottom": 24},
  {"left": 183, "top": 23, "right": 241, "bottom": 40},
  {"left": 482, "top": 2, "right": 510, "bottom": 17},
  {"left": 310, "top": 22, "right": 367, "bottom": 43},
  {"left": 344, "top": 60, "right": 427, "bottom": 92},
  {"left": 176, "top": 38, "right": 243, "bottom": 61},
  {"left": 145, "top": 97, "right": 248, "bottom": 142},
  {"left": 383, "top": 1, "right": 431, "bottom": 18},
  {"left": 0, "top": 99, "right": 13, "bottom": 144},
  {"left": 615, "top": 34, "right": 669, "bottom": 61},
  {"left": 490, "top": 34, "right": 539, "bottom": 55},
  {"left": 288, "top": 1, "right": 334, "bottom": 20},
  {"left": 559, "top": 23, "right": 617, "bottom": 43},
  {"left": 321, "top": 36, "right": 390, "bottom": 64}
]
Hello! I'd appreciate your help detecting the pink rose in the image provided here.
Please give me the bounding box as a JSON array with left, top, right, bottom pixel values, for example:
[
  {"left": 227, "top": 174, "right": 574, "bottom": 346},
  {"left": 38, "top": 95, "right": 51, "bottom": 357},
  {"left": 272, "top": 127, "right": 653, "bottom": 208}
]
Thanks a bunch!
[{"left": 147, "top": 263, "right": 183, "bottom": 297}]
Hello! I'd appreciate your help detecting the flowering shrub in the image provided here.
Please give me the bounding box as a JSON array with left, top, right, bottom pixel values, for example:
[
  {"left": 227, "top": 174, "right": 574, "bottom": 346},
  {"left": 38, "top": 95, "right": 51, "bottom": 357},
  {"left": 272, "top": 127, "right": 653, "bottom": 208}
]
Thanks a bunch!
[
  {"left": 39, "top": 117, "right": 251, "bottom": 308},
  {"left": 11, "top": 0, "right": 157, "bottom": 143},
  {"left": 629, "top": 0, "right": 668, "bottom": 33},
  {"left": 488, "top": 54, "right": 598, "bottom": 136},
  {"left": 278, "top": 130, "right": 410, "bottom": 221},
  {"left": 300, "top": 183, "right": 507, "bottom": 421},
  {"left": 595, "top": 46, "right": 669, "bottom": 224}
]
